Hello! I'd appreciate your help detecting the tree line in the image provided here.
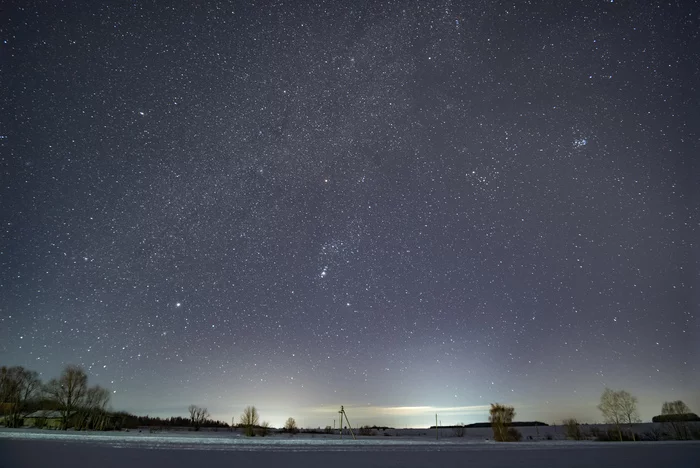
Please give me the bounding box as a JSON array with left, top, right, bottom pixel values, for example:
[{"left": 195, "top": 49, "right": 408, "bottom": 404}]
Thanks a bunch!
[
  {"left": 1, "top": 364, "right": 235, "bottom": 431},
  {"left": 111, "top": 412, "right": 230, "bottom": 430},
  {"left": 562, "top": 389, "right": 699, "bottom": 441},
  {"left": 482, "top": 388, "right": 698, "bottom": 443},
  {"left": 5, "top": 363, "right": 697, "bottom": 440}
]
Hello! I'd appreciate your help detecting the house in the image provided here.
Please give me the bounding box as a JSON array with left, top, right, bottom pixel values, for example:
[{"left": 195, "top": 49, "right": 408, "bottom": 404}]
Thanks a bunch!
[{"left": 24, "top": 410, "right": 76, "bottom": 429}]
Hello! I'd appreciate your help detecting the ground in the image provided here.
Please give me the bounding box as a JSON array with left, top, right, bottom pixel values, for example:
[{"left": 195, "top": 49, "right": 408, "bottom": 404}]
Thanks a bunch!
[{"left": 0, "top": 429, "right": 698, "bottom": 468}]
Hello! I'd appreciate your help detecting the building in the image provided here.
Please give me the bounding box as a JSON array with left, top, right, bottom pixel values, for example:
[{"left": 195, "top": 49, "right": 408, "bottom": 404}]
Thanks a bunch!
[{"left": 23, "top": 410, "right": 76, "bottom": 429}]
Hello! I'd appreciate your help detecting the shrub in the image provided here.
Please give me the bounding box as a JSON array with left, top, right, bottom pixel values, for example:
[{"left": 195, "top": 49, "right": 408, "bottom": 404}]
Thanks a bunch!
[
  {"left": 453, "top": 425, "right": 465, "bottom": 437},
  {"left": 641, "top": 427, "right": 667, "bottom": 441},
  {"left": 593, "top": 428, "right": 636, "bottom": 442},
  {"left": 563, "top": 418, "right": 583, "bottom": 440},
  {"left": 507, "top": 428, "right": 522, "bottom": 442},
  {"left": 691, "top": 423, "right": 700, "bottom": 440},
  {"left": 258, "top": 421, "right": 270, "bottom": 437}
]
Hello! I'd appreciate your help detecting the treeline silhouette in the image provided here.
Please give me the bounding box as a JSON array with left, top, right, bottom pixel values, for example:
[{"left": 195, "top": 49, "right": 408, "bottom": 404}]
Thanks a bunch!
[
  {"left": 431, "top": 421, "right": 548, "bottom": 429},
  {"left": 112, "top": 412, "right": 229, "bottom": 430},
  {"left": 1, "top": 363, "right": 231, "bottom": 431},
  {"left": 652, "top": 413, "right": 700, "bottom": 423}
]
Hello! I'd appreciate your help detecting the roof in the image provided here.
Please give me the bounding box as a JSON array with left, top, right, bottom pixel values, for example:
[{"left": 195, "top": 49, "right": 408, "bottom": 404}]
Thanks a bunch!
[{"left": 24, "top": 410, "right": 74, "bottom": 419}]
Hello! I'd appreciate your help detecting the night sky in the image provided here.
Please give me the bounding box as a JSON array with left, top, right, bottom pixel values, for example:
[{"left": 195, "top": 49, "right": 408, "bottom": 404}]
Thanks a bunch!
[{"left": 1, "top": 0, "right": 698, "bottom": 428}]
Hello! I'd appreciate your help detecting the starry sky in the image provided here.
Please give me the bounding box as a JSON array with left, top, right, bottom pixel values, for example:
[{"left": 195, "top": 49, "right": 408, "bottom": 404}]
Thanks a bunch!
[{"left": 1, "top": 0, "right": 698, "bottom": 428}]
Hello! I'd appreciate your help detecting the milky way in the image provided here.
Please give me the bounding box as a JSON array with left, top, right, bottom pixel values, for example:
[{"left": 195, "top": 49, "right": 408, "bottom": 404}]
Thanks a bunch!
[{"left": 1, "top": 0, "right": 697, "bottom": 427}]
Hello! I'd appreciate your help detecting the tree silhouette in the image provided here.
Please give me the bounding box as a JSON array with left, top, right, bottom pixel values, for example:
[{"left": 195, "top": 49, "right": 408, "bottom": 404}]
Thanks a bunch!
[
  {"left": 45, "top": 365, "right": 88, "bottom": 430},
  {"left": 489, "top": 403, "right": 516, "bottom": 441},
  {"left": 284, "top": 417, "right": 298, "bottom": 434},
  {"left": 0, "top": 366, "right": 41, "bottom": 427},
  {"left": 597, "top": 388, "right": 638, "bottom": 441},
  {"left": 76, "top": 385, "right": 111, "bottom": 430},
  {"left": 661, "top": 400, "right": 692, "bottom": 440},
  {"left": 240, "top": 406, "right": 259, "bottom": 436},
  {"left": 188, "top": 405, "right": 210, "bottom": 431}
]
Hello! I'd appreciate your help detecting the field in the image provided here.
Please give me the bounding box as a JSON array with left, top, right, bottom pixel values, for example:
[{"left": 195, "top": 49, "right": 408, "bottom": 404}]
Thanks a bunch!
[{"left": 1, "top": 429, "right": 698, "bottom": 468}]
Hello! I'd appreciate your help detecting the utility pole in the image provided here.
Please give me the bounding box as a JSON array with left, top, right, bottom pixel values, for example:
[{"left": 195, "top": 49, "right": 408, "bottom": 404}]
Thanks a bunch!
[
  {"left": 436, "top": 414, "right": 438, "bottom": 440},
  {"left": 338, "top": 406, "right": 356, "bottom": 440}
]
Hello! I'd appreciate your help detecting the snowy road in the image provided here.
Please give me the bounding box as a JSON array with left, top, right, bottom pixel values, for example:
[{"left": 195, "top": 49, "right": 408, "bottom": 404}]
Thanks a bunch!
[{"left": 0, "top": 431, "right": 698, "bottom": 467}]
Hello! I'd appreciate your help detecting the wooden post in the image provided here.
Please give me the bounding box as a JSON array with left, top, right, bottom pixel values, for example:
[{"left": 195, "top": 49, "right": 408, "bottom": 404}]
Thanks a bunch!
[{"left": 436, "top": 414, "right": 438, "bottom": 440}]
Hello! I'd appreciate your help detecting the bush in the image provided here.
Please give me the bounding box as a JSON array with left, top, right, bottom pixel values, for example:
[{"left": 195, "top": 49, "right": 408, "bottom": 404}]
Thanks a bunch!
[
  {"left": 359, "top": 425, "right": 374, "bottom": 436},
  {"left": 691, "top": 424, "right": 700, "bottom": 440},
  {"left": 563, "top": 418, "right": 583, "bottom": 440},
  {"left": 258, "top": 421, "right": 270, "bottom": 437},
  {"left": 592, "top": 428, "right": 636, "bottom": 442},
  {"left": 507, "top": 428, "right": 522, "bottom": 442},
  {"left": 453, "top": 425, "right": 465, "bottom": 437},
  {"left": 641, "top": 427, "right": 667, "bottom": 441}
]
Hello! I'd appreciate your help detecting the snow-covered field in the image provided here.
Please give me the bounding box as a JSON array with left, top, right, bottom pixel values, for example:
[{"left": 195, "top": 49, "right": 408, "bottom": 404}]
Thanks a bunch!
[{"left": 0, "top": 429, "right": 698, "bottom": 467}]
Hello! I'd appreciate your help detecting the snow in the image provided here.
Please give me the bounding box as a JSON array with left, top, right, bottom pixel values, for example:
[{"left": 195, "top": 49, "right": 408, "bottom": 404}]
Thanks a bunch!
[{"left": 0, "top": 429, "right": 698, "bottom": 467}]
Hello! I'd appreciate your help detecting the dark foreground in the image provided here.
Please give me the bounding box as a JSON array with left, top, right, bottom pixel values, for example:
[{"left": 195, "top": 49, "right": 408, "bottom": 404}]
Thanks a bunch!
[{"left": 1, "top": 436, "right": 698, "bottom": 468}]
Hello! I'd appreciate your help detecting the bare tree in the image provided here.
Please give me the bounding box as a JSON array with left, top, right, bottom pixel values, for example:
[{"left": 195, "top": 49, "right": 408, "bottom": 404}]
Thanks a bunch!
[
  {"left": 598, "top": 388, "right": 638, "bottom": 441},
  {"left": 618, "top": 390, "right": 641, "bottom": 441},
  {"left": 661, "top": 400, "right": 692, "bottom": 440},
  {"left": 662, "top": 400, "right": 691, "bottom": 415},
  {"left": 240, "top": 406, "right": 259, "bottom": 436},
  {"left": 284, "top": 417, "right": 298, "bottom": 434},
  {"left": 0, "top": 366, "right": 41, "bottom": 427},
  {"left": 188, "top": 405, "right": 210, "bottom": 431},
  {"left": 453, "top": 423, "right": 465, "bottom": 437},
  {"left": 45, "top": 365, "right": 88, "bottom": 430},
  {"left": 75, "top": 385, "right": 111, "bottom": 430},
  {"left": 489, "top": 403, "right": 516, "bottom": 442},
  {"left": 89, "top": 386, "right": 111, "bottom": 430},
  {"left": 259, "top": 420, "right": 270, "bottom": 437}
]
